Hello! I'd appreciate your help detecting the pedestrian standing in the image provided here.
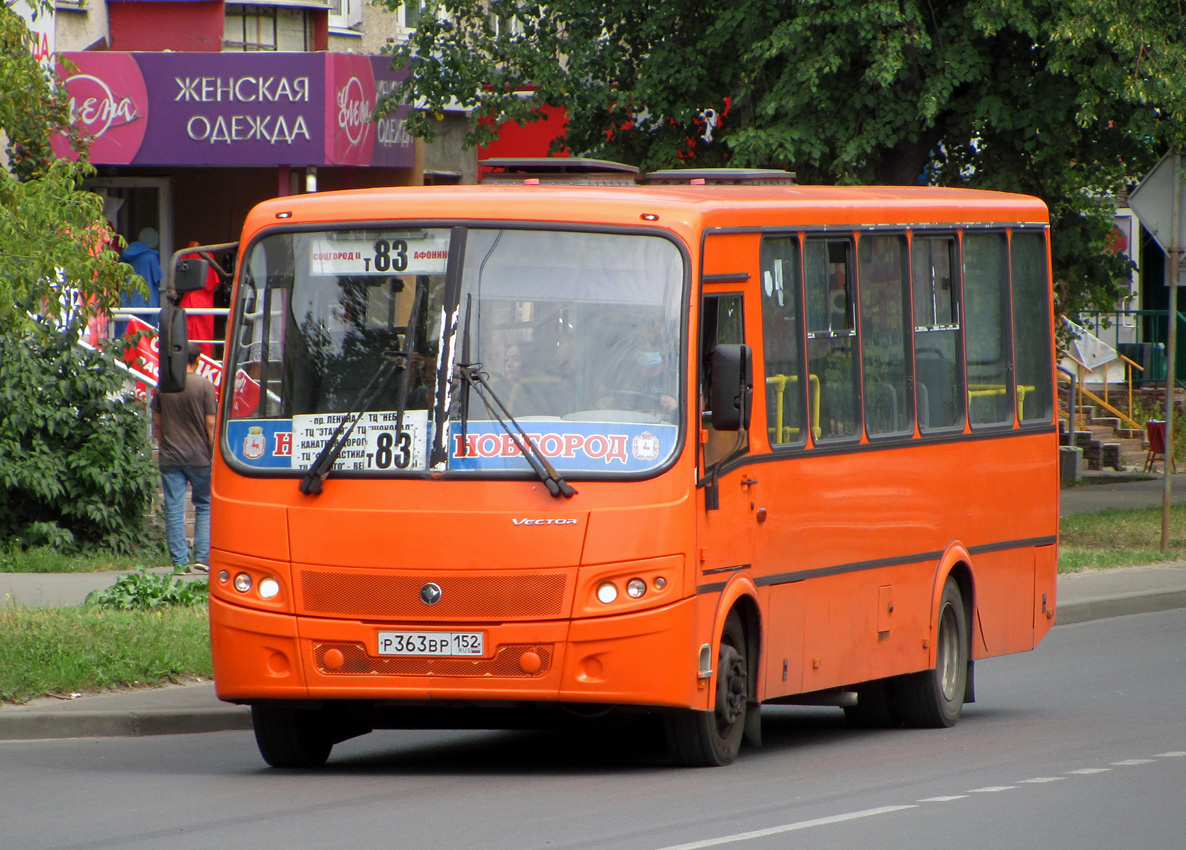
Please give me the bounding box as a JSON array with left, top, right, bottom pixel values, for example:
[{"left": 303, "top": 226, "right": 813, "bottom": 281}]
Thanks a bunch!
[{"left": 152, "top": 343, "right": 217, "bottom": 571}]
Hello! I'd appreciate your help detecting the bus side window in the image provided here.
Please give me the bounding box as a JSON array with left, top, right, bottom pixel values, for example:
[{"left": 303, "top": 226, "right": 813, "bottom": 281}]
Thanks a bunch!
[
  {"left": 858, "top": 234, "right": 912, "bottom": 437},
  {"left": 805, "top": 239, "right": 859, "bottom": 442},
  {"left": 963, "top": 232, "right": 1013, "bottom": 427},
  {"left": 912, "top": 235, "right": 965, "bottom": 432},
  {"left": 1011, "top": 231, "right": 1053, "bottom": 424},
  {"left": 701, "top": 294, "right": 746, "bottom": 467},
  {"left": 760, "top": 236, "right": 806, "bottom": 447}
]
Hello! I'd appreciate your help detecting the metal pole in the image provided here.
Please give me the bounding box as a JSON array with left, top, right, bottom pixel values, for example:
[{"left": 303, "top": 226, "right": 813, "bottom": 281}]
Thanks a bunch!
[{"left": 1161, "top": 152, "right": 1181, "bottom": 552}]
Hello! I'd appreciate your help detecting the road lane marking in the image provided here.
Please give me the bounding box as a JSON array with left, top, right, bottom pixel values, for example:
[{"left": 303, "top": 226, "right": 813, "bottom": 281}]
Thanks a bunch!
[
  {"left": 651, "top": 806, "right": 918, "bottom": 850},
  {"left": 653, "top": 752, "right": 1175, "bottom": 850}
]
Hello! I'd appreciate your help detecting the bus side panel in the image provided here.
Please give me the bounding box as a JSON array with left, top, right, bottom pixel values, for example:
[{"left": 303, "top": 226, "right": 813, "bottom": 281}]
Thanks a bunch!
[
  {"left": 969, "top": 548, "right": 1035, "bottom": 658},
  {"left": 796, "top": 566, "right": 934, "bottom": 693},
  {"left": 759, "top": 582, "right": 804, "bottom": 700},
  {"left": 1033, "top": 543, "right": 1057, "bottom": 645}
]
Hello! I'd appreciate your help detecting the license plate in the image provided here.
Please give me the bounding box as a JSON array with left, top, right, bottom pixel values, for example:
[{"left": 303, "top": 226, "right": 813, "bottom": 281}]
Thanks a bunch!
[{"left": 376, "top": 631, "right": 485, "bottom": 657}]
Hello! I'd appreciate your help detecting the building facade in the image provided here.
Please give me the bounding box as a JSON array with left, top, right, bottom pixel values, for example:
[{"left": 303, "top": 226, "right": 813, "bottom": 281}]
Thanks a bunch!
[{"left": 37, "top": 0, "right": 476, "bottom": 269}]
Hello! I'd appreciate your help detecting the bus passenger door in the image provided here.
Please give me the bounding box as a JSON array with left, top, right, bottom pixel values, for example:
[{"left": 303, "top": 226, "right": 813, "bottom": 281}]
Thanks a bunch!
[{"left": 697, "top": 293, "right": 757, "bottom": 583}]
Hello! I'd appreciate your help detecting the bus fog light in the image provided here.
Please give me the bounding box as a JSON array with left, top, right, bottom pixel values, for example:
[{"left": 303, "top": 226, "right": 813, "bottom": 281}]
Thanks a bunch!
[
  {"left": 626, "top": 578, "right": 647, "bottom": 598},
  {"left": 234, "top": 573, "right": 253, "bottom": 593},
  {"left": 258, "top": 577, "right": 280, "bottom": 600},
  {"left": 597, "top": 582, "right": 618, "bottom": 604}
]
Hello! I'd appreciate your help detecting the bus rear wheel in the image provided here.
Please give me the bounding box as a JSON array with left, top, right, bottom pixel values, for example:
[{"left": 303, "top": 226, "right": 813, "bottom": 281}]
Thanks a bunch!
[
  {"left": 665, "top": 611, "right": 748, "bottom": 767},
  {"left": 252, "top": 704, "right": 333, "bottom": 768},
  {"left": 893, "top": 578, "right": 968, "bottom": 728}
]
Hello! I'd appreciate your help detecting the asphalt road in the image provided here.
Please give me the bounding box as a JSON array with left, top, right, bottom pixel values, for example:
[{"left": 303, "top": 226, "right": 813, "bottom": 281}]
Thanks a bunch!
[{"left": 2, "top": 609, "right": 1183, "bottom": 850}]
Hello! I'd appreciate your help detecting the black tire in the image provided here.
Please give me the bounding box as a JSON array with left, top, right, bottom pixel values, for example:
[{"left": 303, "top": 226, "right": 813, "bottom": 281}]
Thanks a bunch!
[
  {"left": 843, "top": 680, "right": 900, "bottom": 729},
  {"left": 665, "top": 611, "right": 748, "bottom": 766},
  {"left": 251, "top": 705, "right": 333, "bottom": 768},
  {"left": 893, "top": 578, "right": 968, "bottom": 728}
]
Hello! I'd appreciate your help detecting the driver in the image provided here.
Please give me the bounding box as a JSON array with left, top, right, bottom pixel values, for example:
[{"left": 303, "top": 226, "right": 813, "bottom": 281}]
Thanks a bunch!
[{"left": 597, "top": 320, "right": 678, "bottom": 418}]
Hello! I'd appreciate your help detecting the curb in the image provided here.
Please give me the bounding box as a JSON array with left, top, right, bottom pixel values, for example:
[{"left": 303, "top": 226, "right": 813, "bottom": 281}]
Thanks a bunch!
[
  {"left": 1054, "top": 589, "right": 1186, "bottom": 626},
  {"left": 2, "top": 592, "right": 1184, "bottom": 742},
  {"left": 0, "top": 707, "right": 252, "bottom": 742}
]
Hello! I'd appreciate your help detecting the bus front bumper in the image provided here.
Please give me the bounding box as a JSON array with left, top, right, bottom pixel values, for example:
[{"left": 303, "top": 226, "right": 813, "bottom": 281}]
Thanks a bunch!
[{"left": 210, "top": 594, "right": 702, "bottom": 710}]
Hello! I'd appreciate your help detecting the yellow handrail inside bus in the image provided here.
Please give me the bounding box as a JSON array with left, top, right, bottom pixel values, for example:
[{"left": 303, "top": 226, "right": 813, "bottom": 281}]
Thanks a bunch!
[
  {"left": 766, "top": 373, "right": 821, "bottom": 442},
  {"left": 968, "top": 383, "right": 1033, "bottom": 422}
]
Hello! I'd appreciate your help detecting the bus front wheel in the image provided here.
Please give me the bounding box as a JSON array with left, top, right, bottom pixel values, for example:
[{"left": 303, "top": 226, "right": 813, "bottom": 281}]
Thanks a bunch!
[
  {"left": 252, "top": 704, "right": 333, "bottom": 768},
  {"left": 893, "top": 578, "right": 968, "bottom": 728},
  {"left": 665, "top": 611, "right": 748, "bottom": 767}
]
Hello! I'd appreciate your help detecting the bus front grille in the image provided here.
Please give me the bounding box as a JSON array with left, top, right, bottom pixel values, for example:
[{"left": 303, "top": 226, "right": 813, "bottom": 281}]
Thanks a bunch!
[
  {"left": 313, "top": 642, "right": 554, "bottom": 677},
  {"left": 298, "top": 570, "right": 568, "bottom": 619}
]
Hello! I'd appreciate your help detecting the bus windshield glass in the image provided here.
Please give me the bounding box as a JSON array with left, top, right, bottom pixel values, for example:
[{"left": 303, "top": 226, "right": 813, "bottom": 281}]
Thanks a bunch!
[{"left": 225, "top": 227, "right": 685, "bottom": 478}]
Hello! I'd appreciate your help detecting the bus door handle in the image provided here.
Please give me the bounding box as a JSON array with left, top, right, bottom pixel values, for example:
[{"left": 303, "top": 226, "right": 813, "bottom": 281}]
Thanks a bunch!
[{"left": 741, "top": 477, "right": 758, "bottom": 487}]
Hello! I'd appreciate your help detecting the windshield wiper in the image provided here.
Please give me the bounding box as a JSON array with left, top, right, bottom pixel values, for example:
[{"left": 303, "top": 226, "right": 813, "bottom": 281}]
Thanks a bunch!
[
  {"left": 458, "top": 365, "right": 577, "bottom": 499},
  {"left": 454, "top": 298, "right": 575, "bottom": 499},
  {"left": 299, "top": 284, "right": 426, "bottom": 496}
]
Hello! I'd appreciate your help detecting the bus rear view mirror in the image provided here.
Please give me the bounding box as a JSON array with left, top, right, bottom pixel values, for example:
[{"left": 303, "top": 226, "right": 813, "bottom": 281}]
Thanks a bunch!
[
  {"left": 710, "top": 344, "right": 753, "bottom": 432},
  {"left": 173, "top": 256, "right": 210, "bottom": 294},
  {"left": 158, "top": 306, "right": 189, "bottom": 393}
]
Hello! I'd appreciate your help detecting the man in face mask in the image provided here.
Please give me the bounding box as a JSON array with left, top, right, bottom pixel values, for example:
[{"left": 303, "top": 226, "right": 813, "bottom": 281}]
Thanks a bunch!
[{"left": 598, "top": 319, "right": 678, "bottom": 419}]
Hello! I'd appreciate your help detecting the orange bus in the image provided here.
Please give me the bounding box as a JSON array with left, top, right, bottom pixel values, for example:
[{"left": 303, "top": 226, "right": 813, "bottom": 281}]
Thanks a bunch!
[{"left": 206, "top": 161, "right": 1058, "bottom": 767}]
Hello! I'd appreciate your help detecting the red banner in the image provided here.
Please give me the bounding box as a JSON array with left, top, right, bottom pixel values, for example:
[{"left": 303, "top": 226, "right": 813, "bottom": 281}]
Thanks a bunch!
[{"left": 123, "top": 316, "right": 223, "bottom": 400}]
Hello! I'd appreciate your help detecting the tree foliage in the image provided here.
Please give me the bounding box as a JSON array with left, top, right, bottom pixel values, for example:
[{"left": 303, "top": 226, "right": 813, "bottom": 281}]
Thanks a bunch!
[
  {"left": 0, "top": 319, "right": 159, "bottom": 554},
  {"left": 1, "top": 5, "right": 158, "bottom": 554},
  {"left": 1, "top": 2, "right": 136, "bottom": 331},
  {"left": 383, "top": 0, "right": 1186, "bottom": 315}
]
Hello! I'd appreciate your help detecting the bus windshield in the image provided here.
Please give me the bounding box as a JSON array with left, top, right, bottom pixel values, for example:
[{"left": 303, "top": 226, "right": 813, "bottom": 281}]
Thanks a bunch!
[{"left": 225, "top": 226, "right": 686, "bottom": 478}]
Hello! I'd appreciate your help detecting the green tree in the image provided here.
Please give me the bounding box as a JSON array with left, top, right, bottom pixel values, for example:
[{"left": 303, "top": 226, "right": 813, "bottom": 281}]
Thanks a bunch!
[
  {"left": 1, "top": 1, "right": 134, "bottom": 329},
  {"left": 382, "top": 0, "right": 1186, "bottom": 315},
  {"left": 1, "top": 3, "right": 158, "bottom": 554}
]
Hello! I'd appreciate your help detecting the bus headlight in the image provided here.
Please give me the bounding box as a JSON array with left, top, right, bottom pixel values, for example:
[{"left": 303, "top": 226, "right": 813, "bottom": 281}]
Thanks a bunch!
[
  {"left": 626, "top": 578, "right": 647, "bottom": 599},
  {"left": 258, "top": 577, "right": 280, "bottom": 600},
  {"left": 233, "top": 572, "right": 253, "bottom": 593},
  {"left": 596, "top": 582, "right": 619, "bottom": 604}
]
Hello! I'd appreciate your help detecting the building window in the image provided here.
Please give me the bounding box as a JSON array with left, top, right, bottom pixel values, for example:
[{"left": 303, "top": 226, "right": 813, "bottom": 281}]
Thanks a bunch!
[
  {"left": 225, "top": 5, "right": 315, "bottom": 52},
  {"left": 329, "top": 0, "right": 362, "bottom": 32},
  {"left": 404, "top": 1, "right": 425, "bottom": 29}
]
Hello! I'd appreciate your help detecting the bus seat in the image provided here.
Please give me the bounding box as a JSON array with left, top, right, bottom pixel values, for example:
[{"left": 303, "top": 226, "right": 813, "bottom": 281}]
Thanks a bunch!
[
  {"left": 865, "top": 381, "right": 900, "bottom": 434},
  {"left": 916, "top": 352, "right": 956, "bottom": 429}
]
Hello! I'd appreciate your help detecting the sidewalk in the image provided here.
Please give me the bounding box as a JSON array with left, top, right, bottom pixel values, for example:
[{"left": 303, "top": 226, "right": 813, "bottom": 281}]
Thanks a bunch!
[
  {"left": 1060, "top": 471, "right": 1186, "bottom": 516},
  {"left": 2, "top": 476, "right": 1185, "bottom": 741}
]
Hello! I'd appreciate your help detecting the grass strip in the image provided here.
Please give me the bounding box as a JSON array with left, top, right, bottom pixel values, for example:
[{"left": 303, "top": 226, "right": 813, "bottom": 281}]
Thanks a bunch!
[
  {"left": 0, "top": 545, "right": 169, "bottom": 574},
  {"left": 0, "top": 606, "right": 212, "bottom": 704},
  {"left": 1059, "top": 503, "right": 1186, "bottom": 572}
]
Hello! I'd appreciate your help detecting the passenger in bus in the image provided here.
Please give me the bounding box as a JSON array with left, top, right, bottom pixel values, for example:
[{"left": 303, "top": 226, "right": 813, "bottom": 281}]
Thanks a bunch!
[
  {"left": 485, "top": 341, "right": 523, "bottom": 396},
  {"left": 406, "top": 351, "right": 433, "bottom": 409},
  {"left": 510, "top": 310, "right": 577, "bottom": 415}
]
